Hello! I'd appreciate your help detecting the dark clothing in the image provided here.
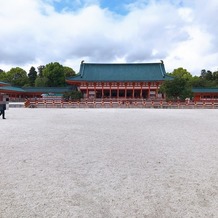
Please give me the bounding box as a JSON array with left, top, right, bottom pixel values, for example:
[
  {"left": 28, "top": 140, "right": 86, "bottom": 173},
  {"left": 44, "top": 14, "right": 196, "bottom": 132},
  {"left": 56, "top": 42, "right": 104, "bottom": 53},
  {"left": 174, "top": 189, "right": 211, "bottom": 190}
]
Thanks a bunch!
[{"left": 0, "top": 104, "right": 6, "bottom": 119}]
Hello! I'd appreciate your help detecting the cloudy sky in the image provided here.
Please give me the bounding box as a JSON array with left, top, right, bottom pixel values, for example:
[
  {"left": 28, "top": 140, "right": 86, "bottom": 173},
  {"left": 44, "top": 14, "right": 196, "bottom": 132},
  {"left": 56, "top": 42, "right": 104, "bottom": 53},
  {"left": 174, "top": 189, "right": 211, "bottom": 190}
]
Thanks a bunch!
[{"left": 0, "top": 0, "right": 218, "bottom": 75}]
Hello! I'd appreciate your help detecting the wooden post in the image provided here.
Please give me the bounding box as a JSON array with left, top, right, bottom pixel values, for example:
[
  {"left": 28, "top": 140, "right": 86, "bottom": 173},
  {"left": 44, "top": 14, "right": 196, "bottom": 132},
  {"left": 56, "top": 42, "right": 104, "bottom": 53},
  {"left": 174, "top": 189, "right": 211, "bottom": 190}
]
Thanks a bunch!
[
  {"left": 94, "top": 83, "right": 96, "bottom": 99},
  {"left": 156, "top": 82, "right": 159, "bottom": 98},
  {"left": 117, "top": 83, "right": 119, "bottom": 99},
  {"left": 125, "top": 83, "right": 127, "bottom": 99},
  {"left": 132, "top": 83, "right": 135, "bottom": 99},
  {"left": 140, "top": 83, "right": 143, "bottom": 99},
  {"left": 86, "top": 83, "right": 89, "bottom": 99},
  {"left": 148, "top": 82, "right": 151, "bottom": 99},
  {"left": 102, "top": 83, "right": 104, "bottom": 98}
]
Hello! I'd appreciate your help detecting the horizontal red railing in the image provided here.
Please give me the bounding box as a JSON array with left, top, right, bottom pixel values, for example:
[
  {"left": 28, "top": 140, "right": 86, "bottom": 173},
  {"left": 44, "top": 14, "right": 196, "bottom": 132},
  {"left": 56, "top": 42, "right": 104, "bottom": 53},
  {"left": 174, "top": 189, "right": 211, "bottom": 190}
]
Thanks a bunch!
[{"left": 24, "top": 99, "right": 218, "bottom": 109}]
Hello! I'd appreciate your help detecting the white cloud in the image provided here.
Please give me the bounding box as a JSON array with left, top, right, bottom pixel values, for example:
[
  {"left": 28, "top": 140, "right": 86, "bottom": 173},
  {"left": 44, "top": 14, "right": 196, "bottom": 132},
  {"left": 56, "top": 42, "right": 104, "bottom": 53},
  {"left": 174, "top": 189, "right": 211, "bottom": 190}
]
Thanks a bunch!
[{"left": 0, "top": 0, "right": 217, "bottom": 75}]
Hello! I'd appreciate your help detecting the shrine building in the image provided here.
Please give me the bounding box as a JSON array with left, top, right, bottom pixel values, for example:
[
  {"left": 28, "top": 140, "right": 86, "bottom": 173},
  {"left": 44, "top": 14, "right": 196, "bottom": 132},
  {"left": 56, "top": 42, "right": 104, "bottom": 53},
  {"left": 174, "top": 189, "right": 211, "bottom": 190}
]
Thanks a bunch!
[
  {"left": 66, "top": 61, "right": 173, "bottom": 99},
  {"left": 2, "top": 62, "right": 218, "bottom": 103},
  {"left": 192, "top": 88, "right": 218, "bottom": 101},
  {"left": 0, "top": 81, "right": 72, "bottom": 101}
]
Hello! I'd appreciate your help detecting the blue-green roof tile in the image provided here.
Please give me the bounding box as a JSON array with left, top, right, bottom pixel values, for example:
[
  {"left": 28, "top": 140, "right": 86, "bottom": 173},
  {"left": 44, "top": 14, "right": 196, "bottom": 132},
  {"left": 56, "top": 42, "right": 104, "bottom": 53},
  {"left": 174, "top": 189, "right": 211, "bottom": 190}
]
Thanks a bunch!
[
  {"left": 67, "top": 62, "right": 173, "bottom": 82},
  {"left": 23, "top": 86, "right": 73, "bottom": 93},
  {"left": 0, "top": 81, "right": 10, "bottom": 86},
  {"left": 0, "top": 86, "right": 25, "bottom": 92},
  {"left": 192, "top": 87, "right": 218, "bottom": 93}
]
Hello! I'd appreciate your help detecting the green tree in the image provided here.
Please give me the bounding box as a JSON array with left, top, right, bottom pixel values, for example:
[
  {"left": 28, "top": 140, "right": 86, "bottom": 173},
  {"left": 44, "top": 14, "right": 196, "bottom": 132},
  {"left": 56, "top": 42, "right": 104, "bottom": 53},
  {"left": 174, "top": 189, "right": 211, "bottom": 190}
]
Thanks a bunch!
[
  {"left": 42, "top": 62, "right": 65, "bottom": 87},
  {"left": 6, "top": 67, "right": 29, "bottom": 86},
  {"left": 201, "top": 70, "right": 213, "bottom": 80},
  {"left": 212, "top": 71, "right": 218, "bottom": 86},
  {"left": 199, "top": 69, "right": 217, "bottom": 87},
  {"left": 168, "top": 67, "right": 192, "bottom": 80},
  {"left": 63, "top": 66, "right": 76, "bottom": 78},
  {"left": 28, "top": 66, "right": 37, "bottom": 86},
  {"left": 37, "top": 65, "right": 45, "bottom": 78},
  {"left": 160, "top": 77, "right": 193, "bottom": 101},
  {"left": 63, "top": 90, "right": 83, "bottom": 101},
  {"left": 35, "top": 77, "right": 49, "bottom": 87},
  {"left": 213, "top": 71, "right": 218, "bottom": 79},
  {"left": 188, "top": 76, "right": 206, "bottom": 87},
  {"left": 0, "top": 70, "right": 7, "bottom": 82}
]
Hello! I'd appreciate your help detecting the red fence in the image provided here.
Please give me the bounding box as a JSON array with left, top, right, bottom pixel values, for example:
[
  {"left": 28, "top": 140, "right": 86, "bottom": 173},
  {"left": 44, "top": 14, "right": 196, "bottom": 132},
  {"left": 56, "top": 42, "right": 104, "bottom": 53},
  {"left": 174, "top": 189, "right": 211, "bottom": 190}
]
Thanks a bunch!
[{"left": 25, "top": 99, "right": 218, "bottom": 109}]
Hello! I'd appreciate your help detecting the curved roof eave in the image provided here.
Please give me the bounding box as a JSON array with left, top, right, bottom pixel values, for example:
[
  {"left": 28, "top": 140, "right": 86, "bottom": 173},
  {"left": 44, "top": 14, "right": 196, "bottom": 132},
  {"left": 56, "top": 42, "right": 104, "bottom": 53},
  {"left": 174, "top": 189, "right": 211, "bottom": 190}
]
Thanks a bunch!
[
  {"left": 0, "top": 81, "right": 11, "bottom": 86},
  {"left": 192, "top": 87, "right": 218, "bottom": 93},
  {"left": 0, "top": 86, "right": 25, "bottom": 92}
]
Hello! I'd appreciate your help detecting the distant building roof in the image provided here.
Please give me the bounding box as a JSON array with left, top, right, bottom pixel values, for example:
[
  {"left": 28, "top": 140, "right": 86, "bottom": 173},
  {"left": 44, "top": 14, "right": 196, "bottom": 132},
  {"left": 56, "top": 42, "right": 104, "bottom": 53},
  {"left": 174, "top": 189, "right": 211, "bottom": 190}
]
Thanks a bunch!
[
  {"left": 22, "top": 86, "right": 74, "bottom": 93},
  {"left": 0, "top": 86, "right": 25, "bottom": 92},
  {"left": 0, "top": 81, "right": 10, "bottom": 86},
  {"left": 0, "top": 85, "right": 76, "bottom": 94},
  {"left": 67, "top": 62, "right": 173, "bottom": 83},
  {"left": 192, "top": 88, "right": 218, "bottom": 93}
]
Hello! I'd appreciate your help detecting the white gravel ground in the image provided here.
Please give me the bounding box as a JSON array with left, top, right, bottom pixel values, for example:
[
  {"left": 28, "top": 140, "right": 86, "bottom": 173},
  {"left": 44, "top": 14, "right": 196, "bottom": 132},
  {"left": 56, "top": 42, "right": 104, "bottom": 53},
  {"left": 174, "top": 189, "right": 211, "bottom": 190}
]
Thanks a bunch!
[{"left": 0, "top": 108, "right": 217, "bottom": 218}]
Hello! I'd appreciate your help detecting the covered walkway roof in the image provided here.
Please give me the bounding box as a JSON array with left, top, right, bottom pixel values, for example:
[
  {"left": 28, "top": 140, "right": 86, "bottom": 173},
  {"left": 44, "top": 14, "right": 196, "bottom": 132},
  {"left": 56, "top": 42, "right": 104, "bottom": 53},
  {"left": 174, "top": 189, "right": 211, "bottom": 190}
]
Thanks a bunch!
[
  {"left": 0, "top": 84, "right": 74, "bottom": 95},
  {"left": 192, "top": 88, "right": 218, "bottom": 93},
  {"left": 0, "top": 81, "right": 10, "bottom": 86}
]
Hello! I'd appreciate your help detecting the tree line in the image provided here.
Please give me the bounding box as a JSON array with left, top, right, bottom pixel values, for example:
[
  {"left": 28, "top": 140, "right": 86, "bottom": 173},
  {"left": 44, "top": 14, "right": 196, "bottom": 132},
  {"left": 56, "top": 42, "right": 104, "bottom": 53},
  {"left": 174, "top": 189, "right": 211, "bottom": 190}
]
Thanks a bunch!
[
  {"left": 160, "top": 68, "right": 218, "bottom": 100},
  {"left": 0, "top": 62, "right": 76, "bottom": 87}
]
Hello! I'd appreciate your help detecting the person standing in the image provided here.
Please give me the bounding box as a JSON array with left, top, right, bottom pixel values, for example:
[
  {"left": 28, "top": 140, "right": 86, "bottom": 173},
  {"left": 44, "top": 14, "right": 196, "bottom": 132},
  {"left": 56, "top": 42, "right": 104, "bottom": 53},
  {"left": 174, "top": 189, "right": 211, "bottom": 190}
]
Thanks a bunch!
[{"left": 0, "top": 95, "right": 6, "bottom": 119}]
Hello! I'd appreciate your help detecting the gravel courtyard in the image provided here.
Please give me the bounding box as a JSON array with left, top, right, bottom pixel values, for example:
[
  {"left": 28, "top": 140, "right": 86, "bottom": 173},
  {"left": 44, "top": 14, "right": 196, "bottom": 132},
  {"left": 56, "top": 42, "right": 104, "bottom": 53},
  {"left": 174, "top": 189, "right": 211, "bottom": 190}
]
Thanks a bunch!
[{"left": 0, "top": 108, "right": 217, "bottom": 218}]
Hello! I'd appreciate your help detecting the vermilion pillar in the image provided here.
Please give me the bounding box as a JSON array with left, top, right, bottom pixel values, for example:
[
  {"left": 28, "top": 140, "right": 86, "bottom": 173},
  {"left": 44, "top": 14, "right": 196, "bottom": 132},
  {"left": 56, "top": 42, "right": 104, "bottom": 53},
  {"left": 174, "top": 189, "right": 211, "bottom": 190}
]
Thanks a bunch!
[
  {"left": 94, "top": 83, "right": 96, "bottom": 98},
  {"left": 132, "top": 83, "right": 135, "bottom": 98},
  {"left": 86, "top": 83, "right": 89, "bottom": 98},
  {"left": 140, "top": 83, "right": 143, "bottom": 98},
  {"left": 148, "top": 82, "right": 151, "bottom": 98},
  {"left": 125, "top": 83, "right": 127, "bottom": 99},
  {"left": 156, "top": 82, "right": 159, "bottom": 98},
  {"left": 102, "top": 83, "right": 104, "bottom": 98}
]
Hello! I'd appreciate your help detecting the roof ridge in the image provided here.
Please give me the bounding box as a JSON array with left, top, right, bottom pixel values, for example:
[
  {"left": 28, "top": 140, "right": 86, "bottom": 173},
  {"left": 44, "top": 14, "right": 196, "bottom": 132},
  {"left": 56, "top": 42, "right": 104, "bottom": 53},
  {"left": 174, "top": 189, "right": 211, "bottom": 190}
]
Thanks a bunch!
[{"left": 82, "top": 62, "right": 162, "bottom": 65}]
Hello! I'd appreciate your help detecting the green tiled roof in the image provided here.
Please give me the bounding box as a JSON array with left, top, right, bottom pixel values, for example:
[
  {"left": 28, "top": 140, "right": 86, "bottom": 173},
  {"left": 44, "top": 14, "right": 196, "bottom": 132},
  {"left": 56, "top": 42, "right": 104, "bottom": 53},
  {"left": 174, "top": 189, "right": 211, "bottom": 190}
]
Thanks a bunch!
[
  {"left": 67, "top": 62, "right": 173, "bottom": 82},
  {"left": 23, "top": 86, "right": 73, "bottom": 93},
  {"left": 192, "top": 88, "right": 218, "bottom": 93},
  {"left": 0, "top": 81, "right": 10, "bottom": 86},
  {"left": 0, "top": 85, "right": 75, "bottom": 94},
  {"left": 0, "top": 86, "right": 25, "bottom": 92}
]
